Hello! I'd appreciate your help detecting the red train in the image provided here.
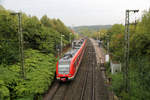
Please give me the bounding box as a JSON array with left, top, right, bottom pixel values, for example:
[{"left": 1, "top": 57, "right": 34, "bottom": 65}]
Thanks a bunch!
[{"left": 56, "top": 39, "right": 87, "bottom": 81}]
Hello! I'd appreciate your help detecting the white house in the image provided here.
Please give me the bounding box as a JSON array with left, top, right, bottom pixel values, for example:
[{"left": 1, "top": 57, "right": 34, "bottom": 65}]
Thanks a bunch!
[{"left": 110, "top": 61, "right": 121, "bottom": 74}]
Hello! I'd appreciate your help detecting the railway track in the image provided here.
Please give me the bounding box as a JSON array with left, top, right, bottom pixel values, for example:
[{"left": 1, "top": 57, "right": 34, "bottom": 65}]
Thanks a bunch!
[
  {"left": 80, "top": 42, "right": 96, "bottom": 100},
  {"left": 43, "top": 39, "right": 109, "bottom": 100},
  {"left": 51, "top": 83, "right": 68, "bottom": 100}
]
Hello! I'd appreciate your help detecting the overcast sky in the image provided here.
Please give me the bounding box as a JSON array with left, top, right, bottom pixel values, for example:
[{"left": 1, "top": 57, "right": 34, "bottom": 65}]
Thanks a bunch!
[{"left": 1, "top": 0, "right": 150, "bottom": 26}]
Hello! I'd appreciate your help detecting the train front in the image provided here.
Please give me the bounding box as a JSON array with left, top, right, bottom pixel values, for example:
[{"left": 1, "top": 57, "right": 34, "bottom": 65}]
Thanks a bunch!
[{"left": 56, "top": 55, "right": 73, "bottom": 81}]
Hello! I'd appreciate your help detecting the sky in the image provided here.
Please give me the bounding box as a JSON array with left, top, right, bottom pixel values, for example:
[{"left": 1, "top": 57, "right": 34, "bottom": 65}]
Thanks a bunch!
[{"left": 1, "top": 0, "right": 150, "bottom": 26}]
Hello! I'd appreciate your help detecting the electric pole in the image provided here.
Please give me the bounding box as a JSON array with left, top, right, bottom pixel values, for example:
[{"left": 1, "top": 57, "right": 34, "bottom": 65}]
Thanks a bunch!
[
  {"left": 124, "top": 9, "right": 139, "bottom": 92},
  {"left": 107, "top": 33, "right": 109, "bottom": 54},
  {"left": 11, "top": 12, "right": 25, "bottom": 79},
  {"left": 69, "top": 33, "right": 72, "bottom": 45},
  {"left": 61, "top": 34, "right": 64, "bottom": 56},
  {"left": 19, "top": 13, "right": 25, "bottom": 79}
]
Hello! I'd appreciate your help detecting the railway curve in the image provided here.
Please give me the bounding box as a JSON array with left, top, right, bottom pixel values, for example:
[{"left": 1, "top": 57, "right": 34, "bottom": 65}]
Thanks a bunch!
[{"left": 43, "top": 39, "right": 109, "bottom": 100}]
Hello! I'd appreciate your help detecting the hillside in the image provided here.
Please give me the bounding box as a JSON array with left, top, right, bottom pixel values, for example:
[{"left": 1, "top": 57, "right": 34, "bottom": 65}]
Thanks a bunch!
[{"left": 73, "top": 25, "right": 112, "bottom": 33}]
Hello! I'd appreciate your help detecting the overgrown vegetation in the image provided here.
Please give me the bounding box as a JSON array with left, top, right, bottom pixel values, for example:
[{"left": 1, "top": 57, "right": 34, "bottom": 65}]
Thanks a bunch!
[
  {"left": 104, "top": 10, "right": 150, "bottom": 100},
  {"left": 0, "top": 5, "right": 74, "bottom": 100}
]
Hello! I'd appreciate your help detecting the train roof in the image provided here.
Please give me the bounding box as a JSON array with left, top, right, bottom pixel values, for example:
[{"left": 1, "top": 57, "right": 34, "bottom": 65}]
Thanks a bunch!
[{"left": 59, "top": 39, "right": 85, "bottom": 63}]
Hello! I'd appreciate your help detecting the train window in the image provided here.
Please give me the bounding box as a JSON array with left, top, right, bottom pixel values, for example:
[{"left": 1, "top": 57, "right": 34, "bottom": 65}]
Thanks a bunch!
[
  {"left": 59, "top": 61, "right": 70, "bottom": 65},
  {"left": 77, "top": 57, "right": 80, "bottom": 64},
  {"left": 74, "top": 60, "right": 77, "bottom": 67},
  {"left": 63, "top": 54, "right": 72, "bottom": 58}
]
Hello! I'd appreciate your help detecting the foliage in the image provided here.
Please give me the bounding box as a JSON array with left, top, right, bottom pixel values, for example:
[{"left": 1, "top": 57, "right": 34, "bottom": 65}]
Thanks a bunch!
[
  {"left": 111, "top": 73, "right": 123, "bottom": 96},
  {"left": 108, "top": 24, "right": 125, "bottom": 61},
  {"left": 106, "top": 9, "right": 150, "bottom": 100},
  {"left": 73, "top": 25, "right": 112, "bottom": 34},
  {"left": 0, "top": 80, "right": 10, "bottom": 100},
  {"left": 16, "top": 49, "right": 56, "bottom": 98},
  {"left": 0, "top": 5, "right": 73, "bottom": 99},
  {"left": 0, "top": 49, "right": 56, "bottom": 99}
]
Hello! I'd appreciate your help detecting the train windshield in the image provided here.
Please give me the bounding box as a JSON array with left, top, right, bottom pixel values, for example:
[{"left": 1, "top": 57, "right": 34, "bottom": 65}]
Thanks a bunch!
[
  {"left": 59, "top": 61, "right": 70, "bottom": 65},
  {"left": 58, "top": 60, "right": 70, "bottom": 74},
  {"left": 59, "top": 64, "right": 69, "bottom": 68}
]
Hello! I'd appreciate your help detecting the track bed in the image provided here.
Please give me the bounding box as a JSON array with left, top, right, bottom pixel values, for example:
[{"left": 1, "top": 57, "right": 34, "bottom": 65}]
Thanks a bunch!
[{"left": 43, "top": 39, "right": 109, "bottom": 100}]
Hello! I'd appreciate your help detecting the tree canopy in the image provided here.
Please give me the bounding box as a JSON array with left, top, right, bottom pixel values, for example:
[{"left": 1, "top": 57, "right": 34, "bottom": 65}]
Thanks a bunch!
[{"left": 0, "top": 5, "right": 74, "bottom": 99}]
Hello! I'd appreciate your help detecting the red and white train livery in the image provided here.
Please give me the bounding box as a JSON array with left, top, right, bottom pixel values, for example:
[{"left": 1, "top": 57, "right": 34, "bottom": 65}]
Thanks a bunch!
[{"left": 56, "top": 39, "right": 87, "bottom": 81}]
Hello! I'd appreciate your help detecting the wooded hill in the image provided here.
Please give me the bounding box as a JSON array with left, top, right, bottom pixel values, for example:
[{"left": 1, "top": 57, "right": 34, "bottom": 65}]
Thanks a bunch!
[{"left": 73, "top": 25, "right": 112, "bottom": 33}]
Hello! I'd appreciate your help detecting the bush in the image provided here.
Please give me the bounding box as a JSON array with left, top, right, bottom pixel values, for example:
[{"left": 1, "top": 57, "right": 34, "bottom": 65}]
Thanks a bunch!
[
  {"left": 0, "top": 49, "right": 56, "bottom": 100},
  {"left": 111, "top": 73, "right": 124, "bottom": 97},
  {"left": 0, "top": 80, "right": 10, "bottom": 100}
]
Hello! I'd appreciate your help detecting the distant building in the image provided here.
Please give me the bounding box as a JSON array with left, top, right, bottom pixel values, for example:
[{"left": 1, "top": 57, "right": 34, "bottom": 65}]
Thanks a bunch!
[
  {"left": 105, "top": 54, "right": 109, "bottom": 62},
  {"left": 110, "top": 61, "right": 121, "bottom": 74}
]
